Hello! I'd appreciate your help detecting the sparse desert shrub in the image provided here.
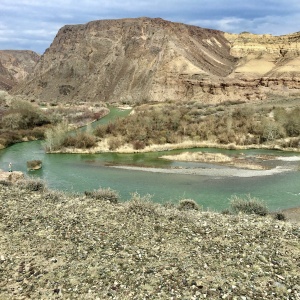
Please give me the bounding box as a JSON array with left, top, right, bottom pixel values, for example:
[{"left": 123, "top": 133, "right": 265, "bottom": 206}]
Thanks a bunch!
[
  {"left": 0, "top": 180, "right": 12, "bottom": 186},
  {"left": 1, "top": 99, "right": 50, "bottom": 130},
  {"left": 44, "top": 190, "right": 66, "bottom": 202},
  {"left": 44, "top": 120, "right": 69, "bottom": 151},
  {"left": 84, "top": 187, "right": 119, "bottom": 204},
  {"left": 273, "top": 212, "right": 287, "bottom": 221},
  {"left": 132, "top": 140, "right": 146, "bottom": 150},
  {"left": 229, "top": 195, "right": 268, "bottom": 216},
  {"left": 261, "top": 119, "right": 286, "bottom": 142},
  {"left": 108, "top": 136, "right": 123, "bottom": 151},
  {"left": 178, "top": 199, "right": 201, "bottom": 211},
  {"left": 17, "top": 178, "right": 46, "bottom": 192},
  {"left": 221, "top": 208, "right": 232, "bottom": 215},
  {"left": 284, "top": 107, "right": 300, "bottom": 136},
  {"left": 62, "top": 132, "right": 96, "bottom": 149},
  {"left": 125, "top": 193, "right": 158, "bottom": 216},
  {"left": 163, "top": 201, "right": 177, "bottom": 209},
  {"left": 94, "top": 125, "right": 107, "bottom": 138}
]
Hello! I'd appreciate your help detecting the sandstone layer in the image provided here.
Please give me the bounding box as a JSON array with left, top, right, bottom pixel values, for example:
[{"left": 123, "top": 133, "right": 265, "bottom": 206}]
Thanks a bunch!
[{"left": 12, "top": 18, "right": 300, "bottom": 103}]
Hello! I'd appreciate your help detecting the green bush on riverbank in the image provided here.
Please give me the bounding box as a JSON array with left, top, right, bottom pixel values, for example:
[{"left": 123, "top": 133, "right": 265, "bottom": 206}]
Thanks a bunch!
[
  {"left": 91, "top": 103, "right": 300, "bottom": 151},
  {"left": 0, "top": 92, "right": 107, "bottom": 149}
]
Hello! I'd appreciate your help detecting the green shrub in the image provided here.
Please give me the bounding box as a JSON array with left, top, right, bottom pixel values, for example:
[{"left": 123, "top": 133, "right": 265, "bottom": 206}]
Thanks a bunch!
[
  {"left": 178, "top": 199, "right": 201, "bottom": 211},
  {"left": 84, "top": 187, "right": 119, "bottom": 204},
  {"left": 229, "top": 195, "right": 268, "bottom": 216}
]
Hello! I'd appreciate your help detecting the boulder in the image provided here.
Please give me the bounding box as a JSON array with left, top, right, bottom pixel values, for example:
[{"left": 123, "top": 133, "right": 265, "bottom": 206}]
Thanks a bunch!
[{"left": 27, "top": 160, "right": 42, "bottom": 171}]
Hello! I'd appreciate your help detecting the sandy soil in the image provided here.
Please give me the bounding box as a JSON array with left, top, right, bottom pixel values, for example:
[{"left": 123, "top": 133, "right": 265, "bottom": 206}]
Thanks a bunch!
[
  {"left": 281, "top": 206, "right": 300, "bottom": 223},
  {"left": 161, "top": 152, "right": 267, "bottom": 170},
  {"left": 55, "top": 139, "right": 300, "bottom": 154},
  {"left": 110, "top": 165, "right": 292, "bottom": 178}
]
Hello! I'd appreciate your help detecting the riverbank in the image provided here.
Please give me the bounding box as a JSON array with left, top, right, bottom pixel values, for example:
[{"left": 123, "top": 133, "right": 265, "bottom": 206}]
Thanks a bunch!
[
  {"left": 0, "top": 182, "right": 299, "bottom": 299},
  {"left": 281, "top": 206, "right": 300, "bottom": 223},
  {"left": 160, "top": 151, "right": 268, "bottom": 170},
  {"left": 0, "top": 170, "right": 24, "bottom": 182},
  {"left": 49, "top": 138, "right": 300, "bottom": 155}
]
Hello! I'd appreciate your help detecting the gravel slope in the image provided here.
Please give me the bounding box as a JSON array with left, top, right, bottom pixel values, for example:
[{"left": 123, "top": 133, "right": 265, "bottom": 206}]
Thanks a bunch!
[{"left": 0, "top": 183, "right": 299, "bottom": 299}]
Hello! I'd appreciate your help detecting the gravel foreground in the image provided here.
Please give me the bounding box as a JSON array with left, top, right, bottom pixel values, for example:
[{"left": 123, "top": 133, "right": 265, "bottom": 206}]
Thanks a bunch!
[{"left": 0, "top": 184, "right": 300, "bottom": 299}]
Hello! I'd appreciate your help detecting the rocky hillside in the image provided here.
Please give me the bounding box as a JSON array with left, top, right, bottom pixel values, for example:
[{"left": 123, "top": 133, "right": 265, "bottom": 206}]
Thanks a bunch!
[
  {"left": 12, "top": 18, "right": 300, "bottom": 104},
  {"left": 0, "top": 50, "right": 40, "bottom": 91}
]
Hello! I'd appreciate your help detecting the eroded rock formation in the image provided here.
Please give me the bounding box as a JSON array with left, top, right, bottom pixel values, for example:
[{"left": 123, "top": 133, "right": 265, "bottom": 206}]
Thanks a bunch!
[
  {"left": 12, "top": 18, "right": 300, "bottom": 104},
  {"left": 0, "top": 50, "right": 40, "bottom": 91}
]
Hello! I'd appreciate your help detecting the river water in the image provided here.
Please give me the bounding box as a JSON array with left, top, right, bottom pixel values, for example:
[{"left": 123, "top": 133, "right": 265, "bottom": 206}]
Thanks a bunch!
[{"left": 0, "top": 107, "right": 300, "bottom": 212}]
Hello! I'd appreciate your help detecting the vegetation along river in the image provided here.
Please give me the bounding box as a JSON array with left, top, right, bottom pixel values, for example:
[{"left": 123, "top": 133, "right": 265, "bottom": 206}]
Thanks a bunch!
[{"left": 0, "top": 107, "right": 300, "bottom": 212}]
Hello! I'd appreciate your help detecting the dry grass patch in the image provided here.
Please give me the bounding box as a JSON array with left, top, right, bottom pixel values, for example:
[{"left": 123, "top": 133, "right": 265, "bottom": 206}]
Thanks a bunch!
[
  {"left": 161, "top": 151, "right": 267, "bottom": 170},
  {"left": 161, "top": 151, "right": 232, "bottom": 163}
]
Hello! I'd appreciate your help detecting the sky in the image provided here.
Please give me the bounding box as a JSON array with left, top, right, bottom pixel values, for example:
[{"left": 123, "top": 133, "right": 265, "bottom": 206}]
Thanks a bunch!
[{"left": 0, "top": 0, "right": 300, "bottom": 54}]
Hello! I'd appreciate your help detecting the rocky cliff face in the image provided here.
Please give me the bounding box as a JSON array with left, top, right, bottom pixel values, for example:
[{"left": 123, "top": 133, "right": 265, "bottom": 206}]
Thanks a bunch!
[
  {"left": 0, "top": 50, "right": 40, "bottom": 91},
  {"left": 12, "top": 18, "right": 300, "bottom": 103}
]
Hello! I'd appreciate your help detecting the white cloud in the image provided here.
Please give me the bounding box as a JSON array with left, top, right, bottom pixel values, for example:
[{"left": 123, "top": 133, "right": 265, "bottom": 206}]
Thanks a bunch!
[{"left": 1, "top": 0, "right": 300, "bottom": 53}]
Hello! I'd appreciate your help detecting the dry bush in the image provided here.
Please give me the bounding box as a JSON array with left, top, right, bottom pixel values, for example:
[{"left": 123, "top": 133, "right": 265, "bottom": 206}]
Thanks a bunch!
[
  {"left": 44, "top": 121, "right": 69, "bottom": 151},
  {"left": 273, "top": 212, "right": 287, "bottom": 221},
  {"left": 17, "top": 178, "right": 46, "bottom": 192},
  {"left": 62, "top": 132, "right": 96, "bottom": 149},
  {"left": 84, "top": 187, "right": 119, "bottom": 204},
  {"left": 229, "top": 195, "right": 268, "bottom": 216},
  {"left": 124, "top": 193, "right": 159, "bottom": 216},
  {"left": 108, "top": 136, "right": 123, "bottom": 151},
  {"left": 178, "top": 199, "right": 201, "bottom": 211},
  {"left": 132, "top": 140, "right": 146, "bottom": 150},
  {"left": 1, "top": 99, "right": 50, "bottom": 130}
]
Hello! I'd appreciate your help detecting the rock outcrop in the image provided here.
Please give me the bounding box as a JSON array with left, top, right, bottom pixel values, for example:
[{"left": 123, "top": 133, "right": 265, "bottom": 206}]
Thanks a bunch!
[
  {"left": 12, "top": 18, "right": 300, "bottom": 104},
  {"left": 27, "top": 160, "right": 42, "bottom": 171},
  {"left": 0, "top": 50, "right": 40, "bottom": 91},
  {"left": 0, "top": 170, "right": 24, "bottom": 183}
]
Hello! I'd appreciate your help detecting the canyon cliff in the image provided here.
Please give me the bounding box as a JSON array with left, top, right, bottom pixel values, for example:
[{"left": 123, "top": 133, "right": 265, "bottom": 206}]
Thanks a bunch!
[
  {"left": 0, "top": 50, "right": 40, "bottom": 91},
  {"left": 12, "top": 18, "right": 300, "bottom": 104}
]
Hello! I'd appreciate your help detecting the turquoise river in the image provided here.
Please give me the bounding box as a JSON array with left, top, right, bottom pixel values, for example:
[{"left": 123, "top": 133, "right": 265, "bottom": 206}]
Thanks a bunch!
[{"left": 0, "top": 107, "right": 300, "bottom": 212}]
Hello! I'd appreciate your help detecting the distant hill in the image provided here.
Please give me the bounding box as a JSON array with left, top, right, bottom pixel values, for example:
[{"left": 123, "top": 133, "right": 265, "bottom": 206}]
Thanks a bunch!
[
  {"left": 0, "top": 50, "right": 40, "bottom": 91},
  {"left": 12, "top": 18, "right": 300, "bottom": 104}
]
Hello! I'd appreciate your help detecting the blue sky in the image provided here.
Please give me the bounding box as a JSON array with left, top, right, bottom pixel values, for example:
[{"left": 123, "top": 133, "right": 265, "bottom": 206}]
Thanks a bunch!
[{"left": 1, "top": 0, "right": 300, "bottom": 54}]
